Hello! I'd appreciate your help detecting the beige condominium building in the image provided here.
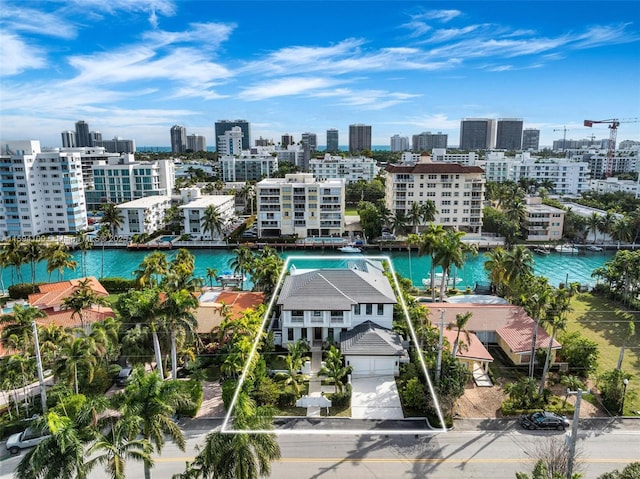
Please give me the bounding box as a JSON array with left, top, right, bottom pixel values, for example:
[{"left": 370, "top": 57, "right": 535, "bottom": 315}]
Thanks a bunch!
[
  {"left": 524, "top": 196, "right": 565, "bottom": 242},
  {"left": 384, "top": 157, "right": 485, "bottom": 234},
  {"left": 256, "top": 173, "right": 345, "bottom": 239}
]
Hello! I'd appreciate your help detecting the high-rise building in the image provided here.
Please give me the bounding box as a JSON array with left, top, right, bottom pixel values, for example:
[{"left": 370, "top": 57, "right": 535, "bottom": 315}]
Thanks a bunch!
[
  {"left": 522, "top": 129, "right": 540, "bottom": 151},
  {"left": 349, "top": 124, "right": 372, "bottom": 154},
  {"left": 89, "top": 131, "right": 102, "bottom": 146},
  {"left": 170, "top": 125, "right": 187, "bottom": 153},
  {"left": 215, "top": 120, "right": 250, "bottom": 151},
  {"left": 326, "top": 129, "right": 339, "bottom": 152},
  {"left": 94, "top": 137, "right": 136, "bottom": 153},
  {"left": 0, "top": 141, "right": 87, "bottom": 237},
  {"left": 412, "top": 131, "right": 448, "bottom": 151},
  {"left": 255, "top": 137, "right": 270, "bottom": 147},
  {"left": 75, "top": 120, "right": 91, "bottom": 147},
  {"left": 217, "top": 127, "right": 244, "bottom": 156},
  {"left": 281, "top": 134, "right": 294, "bottom": 148},
  {"left": 496, "top": 118, "right": 524, "bottom": 150},
  {"left": 186, "top": 134, "right": 206, "bottom": 152},
  {"left": 390, "top": 135, "right": 409, "bottom": 152},
  {"left": 301, "top": 132, "right": 317, "bottom": 152},
  {"left": 61, "top": 130, "right": 75, "bottom": 148},
  {"left": 459, "top": 118, "right": 496, "bottom": 150}
]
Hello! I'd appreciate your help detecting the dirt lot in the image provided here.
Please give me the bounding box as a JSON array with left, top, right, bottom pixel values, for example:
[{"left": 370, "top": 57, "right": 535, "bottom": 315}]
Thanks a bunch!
[{"left": 455, "top": 379, "right": 608, "bottom": 419}]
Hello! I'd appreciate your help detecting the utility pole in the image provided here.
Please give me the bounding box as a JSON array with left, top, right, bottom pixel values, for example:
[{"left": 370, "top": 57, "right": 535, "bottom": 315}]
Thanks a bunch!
[
  {"left": 32, "top": 321, "right": 48, "bottom": 413},
  {"left": 566, "top": 387, "right": 587, "bottom": 479},
  {"left": 435, "top": 309, "right": 445, "bottom": 384}
]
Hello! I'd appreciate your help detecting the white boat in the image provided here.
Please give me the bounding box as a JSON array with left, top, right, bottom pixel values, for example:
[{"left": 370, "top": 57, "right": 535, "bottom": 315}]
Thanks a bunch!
[
  {"left": 586, "top": 245, "right": 603, "bottom": 252},
  {"left": 422, "top": 273, "right": 462, "bottom": 287},
  {"left": 338, "top": 245, "right": 362, "bottom": 253},
  {"left": 555, "top": 244, "right": 579, "bottom": 254},
  {"left": 534, "top": 247, "right": 550, "bottom": 255}
]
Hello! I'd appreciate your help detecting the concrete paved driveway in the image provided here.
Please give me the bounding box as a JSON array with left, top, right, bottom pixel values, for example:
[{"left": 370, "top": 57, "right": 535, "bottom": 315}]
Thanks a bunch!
[{"left": 350, "top": 376, "right": 404, "bottom": 419}]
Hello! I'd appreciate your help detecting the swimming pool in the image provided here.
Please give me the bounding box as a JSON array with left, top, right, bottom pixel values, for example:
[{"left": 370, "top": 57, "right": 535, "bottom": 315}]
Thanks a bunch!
[
  {"left": 157, "top": 236, "right": 177, "bottom": 243},
  {"left": 299, "top": 237, "right": 347, "bottom": 244}
]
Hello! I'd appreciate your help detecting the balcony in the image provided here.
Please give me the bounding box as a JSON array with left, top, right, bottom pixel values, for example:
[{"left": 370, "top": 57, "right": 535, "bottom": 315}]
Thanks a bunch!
[{"left": 290, "top": 316, "right": 304, "bottom": 324}]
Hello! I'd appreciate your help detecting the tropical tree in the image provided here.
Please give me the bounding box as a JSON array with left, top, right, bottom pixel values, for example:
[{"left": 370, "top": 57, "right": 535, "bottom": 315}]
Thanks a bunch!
[
  {"left": 201, "top": 204, "right": 226, "bottom": 241},
  {"left": 61, "top": 277, "right": 109, "bottom": 331},
  {"left": 598, "top": 210, "right": 617, "bottom": 243},
  {"left": 0, "top": 304, "right": 46, "bottom": 353},
  {"left": 391, "top": 210, "right": 409, "bottom": 236},
  {"left": 434, "top": 229, "right": 476, "bottom": 302},
  {"left": 45, "top": 243, "right": 77, "bottom": 281},
  {"left": 133, "top": 251, "right": 168, "bottom": 288},
  {"left": 229, "top": 246, "right": 254, "bottom": 290},
  {"left": 587, "top": 212, "right": 601, "bottom": 243},
  {"left": 503, "top": 245, "right": 534, "bottom": 293},
  {"left": 616, "top": 321, "right": 635, "bottom": 370},
  {"left": 53, "top": 335, "right": 99, "bottom": 394},
  {"left": 251, "top": 253, "right": 284, "bottom": 297},
  {"left": 611, "top": 216, "right": 634, "bottom": 247},
  {"left": 206, "top": 267, "right": 218, "bottom": 288},
  {"left": 96, "top": 225, "right": 112, "bottom": 279},
  {"left": 274, "top": 340, "right": 309, "bottom": 397},
  {"left": 87, "top": 415, "right": 154, "bottom": 479},
  {"left": 76, "top": 231, "right": 94, "bottom": 277},
  {"left": 319, "top": 345, "right": 351, "bottom": 394},
  {"left": 161, "top": 288, "right": 199, "bottom": 380},
  {"left": 483, "top": 246, "right": 508, "bottom": 295},
  {"left": 120, "top": 369, "right": 194, "bottom": 479},
  {"left": 408, "top": 223, "right": 446, "bottom": 301},
  {"left": 4, "top": 237, "right": 25, "bottom": 284},
  {"left": 23, "top": 239, "right": 43, "bottom": 286},
  {"left": 447, "top": 312, "right": 473, "bottom": 358},
  {"left": 407, "top": 202, "right": 423, "bottom": 234},
  {"left": 102, "top": 202, "right": 124, "bottom": 237}
]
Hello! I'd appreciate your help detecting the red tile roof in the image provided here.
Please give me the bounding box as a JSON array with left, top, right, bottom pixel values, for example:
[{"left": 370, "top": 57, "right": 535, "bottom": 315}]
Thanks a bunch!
[
  {"left": 496, "top": 318, "right": 561, "bottom": 354},
  {"left": 194, "top": 290, "right": 265, "bottom": 334},
  {"left": 425, "top": 303, "right": 533, "bottom": 332},
  {"left": 38, "top": 306, "right": 115, "bottom": 330},
  {"left": 29, "top": 277, "right": 108, "bottom": 310},
  {"left": 443, "top": 329, "right": 493, "bottom": 362}
]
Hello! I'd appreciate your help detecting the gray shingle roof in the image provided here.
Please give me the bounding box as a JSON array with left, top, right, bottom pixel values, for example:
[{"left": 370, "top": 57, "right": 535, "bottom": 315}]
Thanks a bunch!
[
  {"left": 277, "top": 268, "right": 397, "bottom": 311},
  {"left": 340, "top": 321, "right": 405, "bottom": 356}
]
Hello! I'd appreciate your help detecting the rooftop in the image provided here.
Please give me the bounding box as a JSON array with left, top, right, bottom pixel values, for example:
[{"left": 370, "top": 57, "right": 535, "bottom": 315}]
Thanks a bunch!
[
  {"left": 179, "top": 195, "right": 235, "bottom": 209},
  {"left": 116, "top": 195, "right": 172, "bottom": 209}
]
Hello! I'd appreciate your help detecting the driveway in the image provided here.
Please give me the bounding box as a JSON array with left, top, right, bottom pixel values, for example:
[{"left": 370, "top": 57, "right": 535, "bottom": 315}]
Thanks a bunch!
[{"left": 350, "top": 376, "right": 404, "bottom": 420}]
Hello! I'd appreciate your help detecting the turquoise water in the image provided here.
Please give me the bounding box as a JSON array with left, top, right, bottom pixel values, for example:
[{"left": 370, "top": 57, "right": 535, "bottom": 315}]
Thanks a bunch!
[
  {"left": 157, "top": 236, "right": 177, "bottom": 242},
  {"left": 0, "top": 248, "right": 614, "bottom": 290}
]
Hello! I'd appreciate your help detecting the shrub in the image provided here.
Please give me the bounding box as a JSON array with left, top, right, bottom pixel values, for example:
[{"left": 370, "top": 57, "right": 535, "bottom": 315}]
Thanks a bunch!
[
  {"left": 100, "top": 277, "right": 136, "bottom": 293},
  {"left": 8, "top": 283, "right": 42, "bottom": 299},
  {"left": 81, "top": 366, "right": 112, "bottom": 395},
  {"left": 402, "top": 377, "right": 427, "bottom": 412},
  {"left": 176, "top": 379, "right": 203, "bottom": 417},
  {"left": 330, "top": 383, "right": 351, "bottom": 408},
  {"left": 559, "top": 331, "right": 599, "bottom": 377},
  {"left": 252, "top": 377, "right": 280, "bottom": 407},
  {"left": 277, "top": 390, "right": 297, "bottom": 408},
  {"left": 221, "top": 379, "right": 238, "bottom": 410}
]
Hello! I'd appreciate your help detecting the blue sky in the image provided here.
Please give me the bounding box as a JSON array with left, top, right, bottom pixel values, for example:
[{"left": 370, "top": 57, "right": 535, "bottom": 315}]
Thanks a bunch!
[{"left": 1, "top": 1, "right": 639, "bottom": 149}]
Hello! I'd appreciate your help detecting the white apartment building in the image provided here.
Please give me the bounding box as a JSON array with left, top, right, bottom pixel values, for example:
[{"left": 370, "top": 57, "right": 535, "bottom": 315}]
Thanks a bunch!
[
  {"left": 309, "top": 154, "right": 380, "bottom": 184},
  {"left": 86, "top": 155, "right": 175, "bottom": 211},
  {"left": 178, "top": 188, "right": 235, "bottom": 240},
  {"left": 256, "top": 173, "right": 345, "bottom": 238},
  {"left": 219, "top": 153, "right": 278, "bottom": 182},
  {"left": 431, "top": 148, "right": 479, "bottom": 166},
  {"left": 60, "top": 146, "right": 121, "bottom": 190},
  {"left": 524, "top": 196, "right": 564, "bottom": 242},
  {"left": 483, "top": 153, "right": 590, "bottom": 195},
  {"left": 0, "top": 141, "right": 87, "bottom": 237},
  {"left": 588, "top": 177, "right": 640, "bottom": 196},
  {"left": 115, "top": 195, "right": 173, "bottom": 238},
  {"left": 217, "top": 127, "right": 244, "bottom": 156},
  {"left": 384, "top": 158, "right": 485, "bottom": 234},
  {"left": 575, "top": 151, "right": 640, "bottom": 178},
  {"left": 390, "top": 135, "right": 409, "bottom": 152}
]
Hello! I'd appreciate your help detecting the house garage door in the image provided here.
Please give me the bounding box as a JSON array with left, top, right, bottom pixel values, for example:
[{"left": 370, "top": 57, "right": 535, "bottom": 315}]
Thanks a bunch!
[{"left": 348, "top": 356, "right": 395, "bottom": 377}]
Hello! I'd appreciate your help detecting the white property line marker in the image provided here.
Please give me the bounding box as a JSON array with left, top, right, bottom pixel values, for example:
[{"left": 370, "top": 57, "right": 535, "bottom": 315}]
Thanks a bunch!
[{"left": 221, "top": 255, "right": 447, "bottom": 435}]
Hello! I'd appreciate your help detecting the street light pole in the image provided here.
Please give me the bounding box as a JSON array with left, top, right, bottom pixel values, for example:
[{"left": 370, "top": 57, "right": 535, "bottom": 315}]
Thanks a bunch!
[
  {"left": 32, "top": 321, "right": 48, "bottom": 413},
  {"left": 621, "top": 378, "right": 629, "bottom": 415},
  {"left": 435, "top": 309, "right": 445, "bottom": 384},
  {"left": 566, "top": 387, "right": 587, "bottom": 479}
]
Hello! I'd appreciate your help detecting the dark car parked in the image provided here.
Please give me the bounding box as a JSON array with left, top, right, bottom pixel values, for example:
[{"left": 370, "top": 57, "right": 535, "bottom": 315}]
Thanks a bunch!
[
  {"left": 115, "top": 367, "right": 133, "bottom": 387},
  {"left": 520, "top": 411, "right": 570, "bottom": 431}
]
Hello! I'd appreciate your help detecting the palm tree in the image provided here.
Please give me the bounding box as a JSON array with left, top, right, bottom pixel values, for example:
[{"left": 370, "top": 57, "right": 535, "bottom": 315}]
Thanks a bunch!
[
  {"left": 408, "top": 224, "right": 446, "bottom": 301},
  {"left": 176, "top": 400, "right": 280, "bottom": 479},
  {"left": 61, "top": 277, "right": 109, "bottom": 331},
  {"left": 0, "top": 246, "right": 10, "bottom": 294},
  {"left": 319, "top": 345, "right": 351, "bottom": 394},
  {"left": 407, "top": 202, "right": 423, "bottom": 234},
  {"left": 121, "top": 369, "right": 194, "bottom": 479},
  {"left": 483, "top": 247, "right": 508, "bottom": 296},
  {"left": 76, "top": 231, "right": 94, "bottom": 277},
  {"left": 133, "top": 251, "right": 168, "bottom": 288},
  {"left": 201, "top": 204, "right": 225, "bottom": 241},
  {"left": 102, "top": 202, "right": 124, "bottom": 238},
  {"left": 611, "top": 216, "right": 634, "bottom": 248},
  {"left": 96, "top": 225, "right": 111, "bottom": 279},
  {"left": 616, "top": 321, "right": 635, "bottom": 370},
  {"left": 391, "top": 210, "right": 409, "bottom": 236},
  {"left": 161, "top": 289, "right": 199, "bottom": 380},
  {"left": 45, "top": 244, "right": 77, "bottom": 281},
  {"left": 434, "top": 229, "right": 475, "bottom": 302},
  {"left": 87, "top": 415, "right": 154, "bottom": 479},
  {"left": 206, "top": 267, "right": 218, "bottom": 287},
  {"left": 447, "top": 312, "right": 473, "bottom": 358},
  {"left": 503, "top": 245, "right": 534, "bottom": 292},
  {"left": 38, "top": 323, "right": 72, "bottom": 368},
  {"left": 229, "top": 246, "right": 254, "bottom": 290},
  {"left": 54, "top": 334, "right": 99, "bottom": 394},
  {"left": 23, "top": 239, "right": 43, "bottom": 286},
  {"left": 587, "top": 212, "right": 601, "bottom": 244},
  {"left": 4, "top": 237, "right": 25, "bottom": 284},
  {"left": 251, "top": 254, "right": 284, "bottom": 297},
  {"left": 598, "top": 210, "right": 617, "bottom": 244},
  {"left": 0, "top": 304, "right": 46, "bottom": 353}
]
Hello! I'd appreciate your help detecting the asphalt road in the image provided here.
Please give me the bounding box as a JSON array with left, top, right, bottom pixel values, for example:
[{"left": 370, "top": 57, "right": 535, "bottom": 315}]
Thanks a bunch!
[{"left": 2, "top": 421, "right": 639, "bottom": 479}]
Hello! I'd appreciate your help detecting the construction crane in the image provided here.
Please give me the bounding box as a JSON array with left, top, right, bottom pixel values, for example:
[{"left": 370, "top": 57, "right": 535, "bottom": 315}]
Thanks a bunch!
[
  {"left": 584, "top": 118, "right": 639, "bottom": 177},
  {"left": 553, "top": 126, "right": 569, "bottom": 152}
]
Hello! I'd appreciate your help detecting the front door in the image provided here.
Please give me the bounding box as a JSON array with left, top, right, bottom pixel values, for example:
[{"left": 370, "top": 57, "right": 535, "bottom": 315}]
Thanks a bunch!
[{"left": 314, "top": 327, "right": 323, "bottom": 342}]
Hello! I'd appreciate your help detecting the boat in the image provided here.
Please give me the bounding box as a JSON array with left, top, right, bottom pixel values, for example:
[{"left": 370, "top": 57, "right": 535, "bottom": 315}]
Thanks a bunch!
[
  {"left": 586, "top": 245, "right": 603, "bottom": 252},
  {"left": 534, "top": 247, "right": 551, "bottom": 255},
  {"left": 216, "top": 271, "right": 246, "bottom": 284},
  {"left": 338, "top": 245, "right": 362, "bottom": 253},
  {"left": 555, "top": 244, "right": 579, "bottom": 254},
  {"left": 422, "top": 273, "right": 463, "bottom": 288}
]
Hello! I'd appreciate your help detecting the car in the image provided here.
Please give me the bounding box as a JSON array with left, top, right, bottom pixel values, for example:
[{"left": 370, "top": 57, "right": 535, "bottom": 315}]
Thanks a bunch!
[
  {"left": 115, "top": 366, "right": 133, "bottom": 387},
  {"left": 6, "top": 427, "right": 51, "bottom": 454},
  {"left": 520, "top": 411, "right": 570, "bottom": 431}
]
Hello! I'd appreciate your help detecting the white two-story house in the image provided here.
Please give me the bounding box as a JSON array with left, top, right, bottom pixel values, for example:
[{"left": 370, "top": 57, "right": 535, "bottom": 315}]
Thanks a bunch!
[{"left": 275, "top": 260, "right": 407, "bottom": 376}]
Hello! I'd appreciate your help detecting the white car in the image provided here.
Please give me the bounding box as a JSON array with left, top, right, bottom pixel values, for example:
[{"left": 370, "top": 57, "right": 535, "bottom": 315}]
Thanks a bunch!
[{"left": 6, "top": 427, "right": 50, "bottom": 454}]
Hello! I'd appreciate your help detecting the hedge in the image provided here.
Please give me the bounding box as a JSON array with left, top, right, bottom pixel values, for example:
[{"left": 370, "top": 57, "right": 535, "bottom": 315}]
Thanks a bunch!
[
  {"left": 8, "top": 283, "right": 42, "bottom": 299},
  {"left": 100, "top": 277, "right": 136, "bottom": 293},
  {"left": 176, "top": 379, "right": 204, "bottom": 418}
]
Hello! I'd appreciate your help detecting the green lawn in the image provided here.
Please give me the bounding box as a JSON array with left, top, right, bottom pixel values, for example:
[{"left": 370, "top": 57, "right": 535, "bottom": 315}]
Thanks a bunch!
[
  {"left": 565, "top": 293, "right": 639, "bottom": 415},
  {"left": 104, "top": 293, "right": 121, "bottom": 306},
  {"left": 344, "top": 207, "right": 359, "bottom": 216}
]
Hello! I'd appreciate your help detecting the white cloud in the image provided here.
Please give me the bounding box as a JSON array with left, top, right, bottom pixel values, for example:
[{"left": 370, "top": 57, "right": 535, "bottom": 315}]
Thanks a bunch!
[
  {"left": 63, "top": 0, "right": 176, "bottom": 26},
  {"left": 0, "top": 5, "right": 77, "bottom": 39},
  {"left": 142, "top": 22, "right": 236, "bottom": 49},
  {"left": 0, "top": 32, "right": 46, "bottom": 75},
  {"left": 240, "top": 77, "right": 343, "bottom": 101},
  {"left": 420, "top": 10, "right": 462, "bottom": 23}
]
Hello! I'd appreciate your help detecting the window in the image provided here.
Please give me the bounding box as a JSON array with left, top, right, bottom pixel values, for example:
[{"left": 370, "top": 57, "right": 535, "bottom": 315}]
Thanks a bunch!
[
  {"left": 377, "top": 304, "right": 384, "bottom": 315},
  {"left": 366, "top": 304, "right": 372, "bottom": 315},
  {"left": 313, "top": 311, "right": 322, "bottom": 317},
  {"left": 288, "top": 329, "right": 294, "bottom": 341},
  {"left": 354, "top": 304, "right": 361, "bottom": 315}
]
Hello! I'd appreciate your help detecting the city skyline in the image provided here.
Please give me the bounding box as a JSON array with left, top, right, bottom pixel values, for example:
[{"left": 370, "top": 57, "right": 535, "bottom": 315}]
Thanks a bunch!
[{"left": 1, "top": 1, "right": 639, "bottom": 148}]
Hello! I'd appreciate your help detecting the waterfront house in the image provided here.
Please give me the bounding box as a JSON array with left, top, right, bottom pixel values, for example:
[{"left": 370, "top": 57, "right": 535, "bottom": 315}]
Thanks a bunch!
[{"left": 194, "top": 290, "right": 265, "bottom": 334}]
